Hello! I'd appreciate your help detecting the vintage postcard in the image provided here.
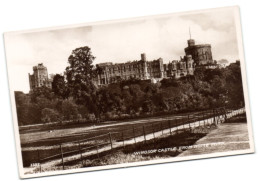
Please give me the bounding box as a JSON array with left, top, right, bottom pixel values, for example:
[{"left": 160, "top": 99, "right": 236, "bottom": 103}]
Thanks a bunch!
[{"left": 4, "top": 6, "right": 254, "bottom": 178}]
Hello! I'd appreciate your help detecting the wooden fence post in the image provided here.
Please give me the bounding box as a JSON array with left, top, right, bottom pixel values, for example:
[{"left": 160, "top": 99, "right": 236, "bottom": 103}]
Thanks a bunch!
[
  {"left": 133, "top": 126, "right": 136, "bottom": 144},
  {"left": 96, "top": 145, "right": 99, "bottom": 159},
  {"left": 152, "top": 123, "right": 156, "bottom": 141},
  {"left": 176, "top": 119, "right": 178, "bottom": 134},
  {"left": 216, "top": 109, "right": 218, "bottom": 124},
  {"left": 122, "top": 132, "right": 125, "bottom": 148},
  {"left": 143, "top": 125, "right": 146, "bottom": 143},
  {"left": 109, "top": 133, "right": 113, "bottom": 149},
  {"left": 93, "top": 139, "right": 99, "bottom": 159},
  {"left": 60, "top": 144, "right": 64, "bottom": 170},
  {"left": 161, "top": 122, "right": 163, "bottom": 135},
  {"left": 223, "top": 107, "right": 227, "bottom": 122},
  {"left": 213, "top": 109, "right": 216, "bottom": 124},
  {"left": 218, "top": 109, "right": 220, "bottom": 122},
  {"left": 168, "top": 120, "right": 172, "bottom": 135},
  {"left": 183, "top": 117, "right": 185, "bottom": 129},
  {"left": 78, "top": 142, "right": 83, "bottom": 166},
  {"left": 188, "top": 115, "right": 191, "bottom": 131}
]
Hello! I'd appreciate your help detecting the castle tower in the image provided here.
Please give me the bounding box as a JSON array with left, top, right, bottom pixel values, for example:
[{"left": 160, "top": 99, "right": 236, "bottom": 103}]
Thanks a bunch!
[
  {"left": 187, "top": 28, "right": 195, "bottom": 47},
  {"left": 158, "top": 58, "right": 164, "bottom": 78},
  {"left": 141, "top": 53, "right": 149, "bottom": 79},
  {"left": 187, "top": 39, "right": 195, "bottom": 47},
  {"left": 184, "top": 28, "right": 213, "bottom": 65},
  {"left": 184, "top": 39, "right": 213, "bottom": 65},
  {"left": 29, "top": 63, "right": 52, "bottom": 90},
  {"left": 141, "top": 53, "right": 146, "bottom": 61}
]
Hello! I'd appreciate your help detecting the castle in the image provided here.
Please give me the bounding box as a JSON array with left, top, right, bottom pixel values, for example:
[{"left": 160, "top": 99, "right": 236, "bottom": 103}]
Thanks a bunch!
[
  {"left": 28, "top": 63, "right": 53, "bottom": 90},
  {"left": 93, "top": 38, "right": 214, "bottom": 86},
  {"left": 185, "top": 39, "right": 213, "bottom": 65},
  {"left": 29, "top": 38, "right": 215, "bottom": 90}
]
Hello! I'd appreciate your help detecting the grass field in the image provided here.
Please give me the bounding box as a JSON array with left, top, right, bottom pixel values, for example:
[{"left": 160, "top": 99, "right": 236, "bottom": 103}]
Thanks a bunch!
[
  {"left": 81, "top": 112, "right": 249, "bottom": 168},
  {"left": 20, "top": 108, "right": 233, "bottom": 168},
  {"left": 20, "top": 109, "right": 218, "bottom": 146}
]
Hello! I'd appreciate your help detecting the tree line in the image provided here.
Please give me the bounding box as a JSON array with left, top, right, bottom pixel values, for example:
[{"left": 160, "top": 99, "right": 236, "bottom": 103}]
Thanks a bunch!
[{"left": 15, "top": 46, "right": 245, "bottom": 125}]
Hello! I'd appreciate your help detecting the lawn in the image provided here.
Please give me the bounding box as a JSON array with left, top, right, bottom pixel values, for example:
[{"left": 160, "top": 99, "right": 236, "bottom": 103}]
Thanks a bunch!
[{"left": 20, "top": 108, "right": 231, "bottom": 168}]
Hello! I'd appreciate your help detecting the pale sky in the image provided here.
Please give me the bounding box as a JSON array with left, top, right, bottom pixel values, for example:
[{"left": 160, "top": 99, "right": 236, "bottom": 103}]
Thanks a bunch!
[{"left": 4, "top": 7, "right": 240, "bottom": 93}]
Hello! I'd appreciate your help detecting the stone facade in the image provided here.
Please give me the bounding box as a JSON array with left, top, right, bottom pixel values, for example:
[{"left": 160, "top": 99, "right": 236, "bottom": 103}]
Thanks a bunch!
[
  {"left": 94, "top": 52, "right": 195, "bottom": 86},
  {"left": 94, "top": 53, "right": 164, "bottom": 85},
  {"left": 94, "top": 38, "right": 215, "bottom": 86},
  {"left": 28, "top": 63, "right": 52, "bottom": 90},
  {"left": 29, "top": 38, "right": 214, "bottom": 88},
  {"left": 184, "top": 39, "right": 213, "bottom": 65},
  {"left": 166, "top": 55, "right": 194, "bottom": 78}
]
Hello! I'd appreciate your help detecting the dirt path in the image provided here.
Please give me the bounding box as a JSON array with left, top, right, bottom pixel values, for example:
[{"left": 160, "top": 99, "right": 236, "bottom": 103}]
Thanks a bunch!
[{"left": 178, "top": 122, "right": 250, "bottom": 157}]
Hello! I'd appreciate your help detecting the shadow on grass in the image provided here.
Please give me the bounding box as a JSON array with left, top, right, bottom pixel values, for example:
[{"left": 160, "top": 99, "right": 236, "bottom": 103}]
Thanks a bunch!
[{"left": 78, "top": 131, "right": 207, "bottom": 167}]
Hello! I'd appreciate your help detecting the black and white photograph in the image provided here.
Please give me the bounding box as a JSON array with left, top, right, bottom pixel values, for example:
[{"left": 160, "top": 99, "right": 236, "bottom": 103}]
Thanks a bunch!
[{"left": 3, "top": 6, "right": 254, "bottom": 179}]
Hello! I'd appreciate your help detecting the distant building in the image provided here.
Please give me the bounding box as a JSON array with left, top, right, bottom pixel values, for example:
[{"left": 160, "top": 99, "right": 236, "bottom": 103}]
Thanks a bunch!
[
  {"left": 28, "top": 63, "right": 52, "bottom": 90},
  {"left": 93, "top": 38, "right": 218, "bottom": 86},
  {"left": 184, "top": 39, "right": 213, "bottom": 65},
  {"left": 93, "top": 52, "right": 195, "bottom": 86},
  {"left": 29, "top": 38, "right": 217, "bottom": 88},
  {"left": 93, "top": 53, "right": 165, "bottom": 85},
  {"left": 166, "top": 55, "right": 194, "bottom": 78}
]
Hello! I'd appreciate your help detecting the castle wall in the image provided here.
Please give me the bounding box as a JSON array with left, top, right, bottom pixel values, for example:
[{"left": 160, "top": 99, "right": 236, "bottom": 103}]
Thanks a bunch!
[
  {"left": 94, "top": 53, "right": 195, "bottom": 86},
  {"left": 29, "top": 38, "right": 211, "bottom": 88},
  {"left": 29, "top": 63, "right": 52, "bottom": 90},
  {"left": 185, "top": 44, "right": 213, "bottom": 65},
  {"left": 95, "top": 54, "right": 166, "bottom": 86}
]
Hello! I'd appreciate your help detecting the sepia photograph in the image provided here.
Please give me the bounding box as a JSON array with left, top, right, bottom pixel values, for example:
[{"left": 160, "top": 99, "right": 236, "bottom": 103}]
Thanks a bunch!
[{"left": 4, "top": 6, "right": 254, "bottom": 178}]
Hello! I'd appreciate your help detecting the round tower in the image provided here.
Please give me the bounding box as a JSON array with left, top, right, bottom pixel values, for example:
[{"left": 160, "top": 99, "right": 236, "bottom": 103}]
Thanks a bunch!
[
  {"left": 141, "top": 53, "right": 149, "bottom": 79},
  {"left": 184, "top": 39, "right": 213, "bottom": 65}
]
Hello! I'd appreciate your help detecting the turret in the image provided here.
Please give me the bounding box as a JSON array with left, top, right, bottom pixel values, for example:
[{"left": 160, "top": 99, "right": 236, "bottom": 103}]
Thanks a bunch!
[
  {"left": 141, "top": 53, "right": 146, "bottom": 61},
  {"left": 187, "top": 39, "right": 195, "bottom": 47}
]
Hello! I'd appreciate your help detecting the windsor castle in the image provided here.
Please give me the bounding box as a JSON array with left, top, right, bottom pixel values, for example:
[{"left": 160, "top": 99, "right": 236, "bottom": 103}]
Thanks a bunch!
[{"left": 29, "top": 38, "right": 217, "bottom": 90}]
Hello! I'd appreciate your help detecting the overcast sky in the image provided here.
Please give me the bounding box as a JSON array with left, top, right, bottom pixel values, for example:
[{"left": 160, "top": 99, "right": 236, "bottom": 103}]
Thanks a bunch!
[{"left": 5, "top": 7, "right": 240, "bottom": 93}]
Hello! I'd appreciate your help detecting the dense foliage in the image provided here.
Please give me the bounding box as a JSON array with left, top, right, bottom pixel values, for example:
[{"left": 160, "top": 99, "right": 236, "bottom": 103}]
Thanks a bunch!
[{"left": 15, "top": 46, "right": 244, "bottom": 125}]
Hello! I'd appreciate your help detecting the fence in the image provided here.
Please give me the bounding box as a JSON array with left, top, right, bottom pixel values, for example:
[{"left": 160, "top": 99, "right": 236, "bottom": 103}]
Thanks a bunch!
[{"left": 31, "top": 107, "right": 245, "bottom": 172}]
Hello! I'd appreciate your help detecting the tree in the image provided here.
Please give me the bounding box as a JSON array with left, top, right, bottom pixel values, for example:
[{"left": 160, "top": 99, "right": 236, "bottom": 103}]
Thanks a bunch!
[
  {"left": 160, "top": 78, "right": 179, "bottom": 88},
  {"left": 30, "top": 86, "right": 54, "bottom": 103},
  {"left": 41, "top": 108, "right": 60, "bottom": 123},
  {"left": 61, "top": 99, "right": 79, "bottom": 120},
  {"left": 224, "top": 62, "right": 244, "bottom": 107},
  {"left": 65, "top": 46, "right": 99, "bottom": 116},
  {"left": 15, "top": 91, "right": 31, "bottom": 125},
  {"left": 52, "top": 74, "right": 68, "bottom": 99}
]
